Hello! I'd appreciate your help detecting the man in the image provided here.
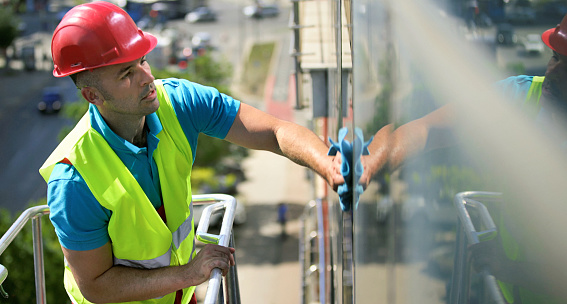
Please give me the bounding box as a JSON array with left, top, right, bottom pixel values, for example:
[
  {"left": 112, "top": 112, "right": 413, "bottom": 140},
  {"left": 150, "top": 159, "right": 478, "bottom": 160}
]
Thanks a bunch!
[
  {"left": 39, "top": 2, "right": 343, "bottom": 304},
  {"left": 360, "top": 14, "right": 567, "bottom": 303}
]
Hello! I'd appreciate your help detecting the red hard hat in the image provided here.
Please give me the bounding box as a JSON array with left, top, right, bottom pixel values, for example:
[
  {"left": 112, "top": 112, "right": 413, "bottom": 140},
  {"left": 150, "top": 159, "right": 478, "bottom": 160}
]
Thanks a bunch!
[
  {"left": 542, "top": 14, "right": 567, "bottom": 56},
  {"left": 51, "top": 1, "right": 157, "bottom": 77}
]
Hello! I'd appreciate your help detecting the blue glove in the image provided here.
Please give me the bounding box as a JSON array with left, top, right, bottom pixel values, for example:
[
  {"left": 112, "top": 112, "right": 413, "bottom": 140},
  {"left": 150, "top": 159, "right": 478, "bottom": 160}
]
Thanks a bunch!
[{"left": 328, "top": 127, "right": 373, "bottom": 211}]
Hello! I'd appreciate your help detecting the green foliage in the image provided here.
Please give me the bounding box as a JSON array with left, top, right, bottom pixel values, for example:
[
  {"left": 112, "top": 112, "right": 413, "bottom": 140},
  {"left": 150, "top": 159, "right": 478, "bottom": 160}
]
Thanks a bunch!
[
  {"left": 0, "top": 6, "right": 19, "bottom": 49},
  {"left": 506, "top": 61, "right": 526, "bottom": 75},
  {"left": 0, "top": 201, "right": 68, "bottom": 304},
  {"left": 365, "top": 56, "right": 393, "bottom": 137},
  {"left": 193, "top": 134, "right": 249, "bottom": 194},
  {"left": 195, "top": 134, "right": 248, "bottom": 169},
  {"left": 152, "top": 54, "right": 233, "bottom": 95},
  {"left": 407, "top": 165, "right": 497, "bottom": 201},
  {"left": 191, "top": 167, "right": 238, "bottom": 195},
  {"left": 58, "top": 100, "right": 89, "bottom": 141}
]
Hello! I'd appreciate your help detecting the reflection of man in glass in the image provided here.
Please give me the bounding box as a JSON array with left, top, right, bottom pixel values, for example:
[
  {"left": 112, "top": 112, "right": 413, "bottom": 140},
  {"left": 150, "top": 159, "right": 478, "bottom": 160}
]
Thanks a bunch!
[
  {"left": 468, "top": 14, "right": 567, "bottom": 300},
  {"left": 361, "top": 14, "right": 567, "bottom": 304},
  {"left": 364, "top": 15, "right": 567, "bottom": 177}
]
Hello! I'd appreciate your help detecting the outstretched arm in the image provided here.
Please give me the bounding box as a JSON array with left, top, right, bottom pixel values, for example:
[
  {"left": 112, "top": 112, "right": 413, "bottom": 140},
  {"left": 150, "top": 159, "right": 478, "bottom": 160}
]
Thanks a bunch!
[
  {"left": 224, "top": 103, "right": 344, "bottom": 191},
  {"left": 359, "top": 103, "right": 457, "bottom": 182},
  {"left": 63, "top": 242, "right": 234, "bottom": 303},
  {"left": 389, "top": 103, "right": 457, "bottom": 170}
]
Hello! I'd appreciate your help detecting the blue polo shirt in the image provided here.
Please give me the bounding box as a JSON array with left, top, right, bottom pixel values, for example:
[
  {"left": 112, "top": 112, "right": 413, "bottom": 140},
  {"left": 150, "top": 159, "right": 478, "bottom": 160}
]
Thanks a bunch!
[
  {"left": 497, "top": 75, "right": 567, "bottom": 144},
  {"left": 47, "top": 78, "right": 240, "bottom": 251}
]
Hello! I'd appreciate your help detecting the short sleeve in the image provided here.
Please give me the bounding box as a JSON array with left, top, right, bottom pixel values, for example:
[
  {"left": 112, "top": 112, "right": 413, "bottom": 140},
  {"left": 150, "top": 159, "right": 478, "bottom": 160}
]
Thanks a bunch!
[
  {"left": 161, "top": 78, "right": 240, "bottom": 140},
  {"left": 495, "top": 75, "right": 533, "bottom": 106},
  {"left": 47, "top": 163, "right": 111, "bottom": 251}
]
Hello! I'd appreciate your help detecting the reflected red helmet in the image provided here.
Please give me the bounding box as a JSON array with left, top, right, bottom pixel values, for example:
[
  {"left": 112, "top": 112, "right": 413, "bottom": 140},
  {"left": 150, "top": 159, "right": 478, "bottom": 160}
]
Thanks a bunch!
[
  {"left": 51, "top": 1, "right": 157, "bottom": 77},
  {"left": 542, "top": 14, "right": 567, "bottom": 56}
]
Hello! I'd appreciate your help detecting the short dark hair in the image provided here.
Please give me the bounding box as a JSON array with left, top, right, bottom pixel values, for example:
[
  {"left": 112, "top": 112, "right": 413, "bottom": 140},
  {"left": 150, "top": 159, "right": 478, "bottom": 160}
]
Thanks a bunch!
[
  {"left": 72, "top": 70, "right": 100, "bottom": 89},
  {"left": 69, "top": 73, "right": 78, "bottom": 86}
]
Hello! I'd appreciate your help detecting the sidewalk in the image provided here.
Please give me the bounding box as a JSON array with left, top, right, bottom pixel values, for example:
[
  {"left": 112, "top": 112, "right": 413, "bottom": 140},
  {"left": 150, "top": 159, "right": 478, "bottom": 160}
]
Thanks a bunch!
[
  {"left": 236, "top": 149, "right": 311, "bottom": 304},
  {"left": 194, "top": 149, "right": 312, "bottom": 304}
]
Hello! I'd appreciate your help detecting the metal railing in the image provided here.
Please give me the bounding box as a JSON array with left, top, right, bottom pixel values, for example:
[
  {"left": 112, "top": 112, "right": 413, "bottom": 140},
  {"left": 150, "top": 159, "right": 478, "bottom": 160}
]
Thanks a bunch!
[
  {"left": 0, "top": 194, "right": 240, "bottom": 304},
  {"left": 299, "top": 199, "right": 326, "bottom": 304},
  {"left": 0, "top": 204, "right": 50, "bottom": 304},
  {"left": 450, "top": 191, "right": 505, "bottom": 304},
  {"left": 194, "top": 194, "right": 241, "bottom": 304}
]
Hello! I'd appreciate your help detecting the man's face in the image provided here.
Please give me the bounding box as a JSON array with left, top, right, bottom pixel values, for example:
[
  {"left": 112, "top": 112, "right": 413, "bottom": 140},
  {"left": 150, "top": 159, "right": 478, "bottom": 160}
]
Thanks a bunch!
[
  {"left": 93, "top": 56, "right": 159, "bottom": 118},
  {"left": 543, "top": 51, "right": 567, "bottom": 111}
]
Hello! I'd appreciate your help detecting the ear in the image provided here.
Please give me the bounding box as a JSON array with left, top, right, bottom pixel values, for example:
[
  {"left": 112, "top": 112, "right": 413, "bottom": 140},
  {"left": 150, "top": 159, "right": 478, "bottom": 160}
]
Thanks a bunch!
[{"left": 80, "top": 87, "right": 103, "bottom": 105}]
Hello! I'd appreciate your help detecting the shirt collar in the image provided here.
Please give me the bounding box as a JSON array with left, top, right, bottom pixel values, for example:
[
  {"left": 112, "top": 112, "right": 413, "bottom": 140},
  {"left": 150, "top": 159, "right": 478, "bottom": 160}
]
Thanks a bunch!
[{"left": 88, "top": 104, "right": 163, "bottom": 153}]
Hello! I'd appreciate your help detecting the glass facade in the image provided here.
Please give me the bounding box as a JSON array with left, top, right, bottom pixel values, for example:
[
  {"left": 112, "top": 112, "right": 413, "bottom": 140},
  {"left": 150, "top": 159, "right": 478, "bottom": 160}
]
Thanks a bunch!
[{"left": 297, "top": 0, "right": 567, "bottom": 303}]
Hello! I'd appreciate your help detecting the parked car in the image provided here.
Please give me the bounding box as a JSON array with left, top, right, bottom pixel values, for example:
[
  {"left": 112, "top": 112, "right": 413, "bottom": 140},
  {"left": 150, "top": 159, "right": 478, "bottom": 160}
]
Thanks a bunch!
[
  {"left": 496, "top": 23, "right": 518, "bottom": 46},
  {"left": 193, "top": 199, "right": 247, "bottom": 228},
  {"left": 243, "top": 3, "right": 280, "bottom": 18},
  {"left": 185, "top": 7, "right": 217, "bottom": 23},
  {"left": 520, "top": 34, "right": 544, "bottom": 55},
  {"left": 21, "top": 46, "right": 36, "bottom": 71},
  {"left": 505, "top": 3, "right": 536, "bottom": 24},
  {"left": 192, "top": 32, "right": 212, "bottom": 50},
  {"left": 55, "top": 5, "right": 73, "bottom": 21},
  {"left": 38, "top": 87, "right": 63, "bottom": 114}
]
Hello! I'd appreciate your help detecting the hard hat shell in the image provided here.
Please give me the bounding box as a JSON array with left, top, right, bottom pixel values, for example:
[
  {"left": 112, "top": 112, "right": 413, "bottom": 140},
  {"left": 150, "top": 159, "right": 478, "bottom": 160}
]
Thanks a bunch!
[
  {"left": 51, "top": 1, "right": 157, "bottom": 77},
  {"left": 542, "top": 14, "right": 567, "bottom": 56}
]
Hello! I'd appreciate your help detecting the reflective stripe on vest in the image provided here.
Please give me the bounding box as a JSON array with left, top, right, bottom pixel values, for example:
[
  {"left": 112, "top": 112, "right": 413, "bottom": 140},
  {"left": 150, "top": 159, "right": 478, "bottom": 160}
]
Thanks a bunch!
[
  {"left": 39, "top": 79, "right": 196, "bottom": 304},
  {"left": 522, "top": 76, "right": 545, "bottom": 118}
]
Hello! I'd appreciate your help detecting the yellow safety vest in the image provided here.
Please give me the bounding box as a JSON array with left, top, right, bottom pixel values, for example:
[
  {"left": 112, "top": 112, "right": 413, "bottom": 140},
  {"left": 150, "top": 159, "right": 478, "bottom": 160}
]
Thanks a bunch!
[
  {"left": 497, "top": 76, "right": 560, "bottom": 304},
  {"left": 39, "top": 80, "right": 196, "bottom": 304}
]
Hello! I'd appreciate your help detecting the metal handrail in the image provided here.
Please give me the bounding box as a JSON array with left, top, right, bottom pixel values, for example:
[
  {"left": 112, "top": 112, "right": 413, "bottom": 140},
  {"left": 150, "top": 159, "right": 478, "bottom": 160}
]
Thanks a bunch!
[
  {"left": 450, "top": 191, "right": 505, "bottom": 304},
  {"left": 0, "top": 195, "right": 241, "bottom": 304},
  {"left": 0, "top": 204, "right": 50, "bottom": 304},
  {"left": 194, "top": 194, "right": 241, "bottom": 304},
  {"left": 299, "top": 199, "right": 327, "bottom": 304}
]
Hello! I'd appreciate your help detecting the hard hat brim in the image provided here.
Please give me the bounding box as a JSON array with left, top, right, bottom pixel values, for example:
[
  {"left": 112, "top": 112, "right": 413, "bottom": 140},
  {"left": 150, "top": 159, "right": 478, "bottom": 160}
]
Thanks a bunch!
[{"left": 542, "top": 27, "right": 557, "bottom": 53}]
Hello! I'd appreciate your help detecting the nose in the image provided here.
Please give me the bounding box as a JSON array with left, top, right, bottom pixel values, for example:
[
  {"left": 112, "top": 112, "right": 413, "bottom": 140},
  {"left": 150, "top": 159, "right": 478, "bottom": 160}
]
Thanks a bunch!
[{"left": 139, "top": 63, "right": 155, "bottom": 86}]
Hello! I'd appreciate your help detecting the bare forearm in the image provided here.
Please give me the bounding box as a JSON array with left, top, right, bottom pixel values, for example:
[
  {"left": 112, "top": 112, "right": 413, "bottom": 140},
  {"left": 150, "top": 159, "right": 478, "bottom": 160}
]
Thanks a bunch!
[
  {"left": 78, "top": 264, "right": 189, "bottom": 303},
  {"left": 389, "top": 119, "right": 430, "bottom": 170},
  {"left": 364, "top": 124, "right": 393, "bottom": 176},
  {"left": 274, "top": 121, "right": 331, "bottom": 177},
  {"left": 66, "top": 244, "right": 234, "bottom": 304},
  {"left": 389, "top": 104, "right": 456, "bottom": 170},
  {"left": 224, "top": 103, "right": 342, "bottom": 188}
]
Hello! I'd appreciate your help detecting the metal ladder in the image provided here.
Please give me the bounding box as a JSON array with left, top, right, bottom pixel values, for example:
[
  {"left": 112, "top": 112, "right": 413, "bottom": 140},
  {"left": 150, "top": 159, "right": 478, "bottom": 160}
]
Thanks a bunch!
[{"left": 0, "top": 194, "right": 241, "bottom": 304}]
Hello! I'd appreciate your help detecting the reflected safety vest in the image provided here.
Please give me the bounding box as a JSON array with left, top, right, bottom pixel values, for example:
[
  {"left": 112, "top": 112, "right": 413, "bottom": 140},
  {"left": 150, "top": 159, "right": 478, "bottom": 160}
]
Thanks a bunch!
[
  {"left": 521, "top": 76, "right": 544, "bottom": 118},
  {"left": 39, "top": 80, "right": 196, "bottom": 304},
  {"left": 497, "top": 76, "right": 560, "bottom": 304}
]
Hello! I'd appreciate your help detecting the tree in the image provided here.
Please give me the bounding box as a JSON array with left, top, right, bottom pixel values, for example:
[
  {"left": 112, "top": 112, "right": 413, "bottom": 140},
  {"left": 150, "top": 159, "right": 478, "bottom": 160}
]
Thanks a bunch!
[{"left": 0, "top": 6, "right": 19, "bottom": 69}]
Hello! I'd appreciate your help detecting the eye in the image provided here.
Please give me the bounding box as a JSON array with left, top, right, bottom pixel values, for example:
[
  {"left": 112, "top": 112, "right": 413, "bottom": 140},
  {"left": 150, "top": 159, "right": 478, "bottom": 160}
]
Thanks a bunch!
[{"left": 121, "top": 70, "right": 131, "bottom": 79}]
